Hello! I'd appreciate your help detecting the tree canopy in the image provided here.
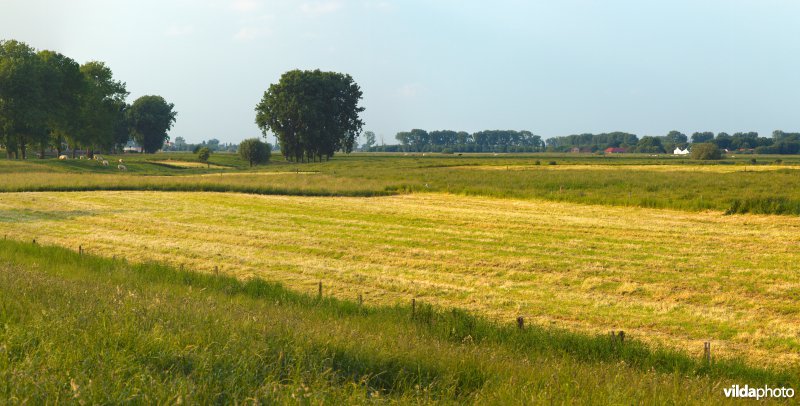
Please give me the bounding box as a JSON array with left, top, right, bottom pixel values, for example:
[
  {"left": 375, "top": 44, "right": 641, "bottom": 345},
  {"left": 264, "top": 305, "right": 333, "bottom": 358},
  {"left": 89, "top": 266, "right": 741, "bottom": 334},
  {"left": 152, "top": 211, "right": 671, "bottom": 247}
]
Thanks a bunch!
[
  {"left": 691, "top": 143, "right": 722, "bottom": 160},
  {"left": 255, "top": 69, "right": 364, "bottom": 162},
  {"left": 238, "top": 138, "right": 271, "bottom": 167},
  {"left": 0, "top": 39, "right": 180, "bottom": 158},
  {"left": 127, "top": 95, "right": 177, "bottom": 154}
]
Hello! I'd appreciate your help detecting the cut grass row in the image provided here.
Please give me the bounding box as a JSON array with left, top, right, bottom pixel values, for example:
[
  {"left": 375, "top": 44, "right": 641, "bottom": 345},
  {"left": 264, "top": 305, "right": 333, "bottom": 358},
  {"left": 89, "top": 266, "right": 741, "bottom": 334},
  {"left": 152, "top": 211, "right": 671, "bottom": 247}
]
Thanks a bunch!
[
  {"left": 0, "top": 239, "right": 795, "bottom": 404},
  {"left": 3, "top": 191, "right": 800, "bottom": 366}
]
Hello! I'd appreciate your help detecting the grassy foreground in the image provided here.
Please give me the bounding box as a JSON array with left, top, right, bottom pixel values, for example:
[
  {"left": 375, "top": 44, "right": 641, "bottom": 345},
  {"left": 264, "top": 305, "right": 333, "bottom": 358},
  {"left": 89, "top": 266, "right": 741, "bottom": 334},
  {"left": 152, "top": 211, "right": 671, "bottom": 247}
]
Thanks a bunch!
[
  {"left": 2, "top": 191, "right": 800, "bottom": 367},
  {"left": 0, "top": 240, "right": 795, "bottom": 404}
]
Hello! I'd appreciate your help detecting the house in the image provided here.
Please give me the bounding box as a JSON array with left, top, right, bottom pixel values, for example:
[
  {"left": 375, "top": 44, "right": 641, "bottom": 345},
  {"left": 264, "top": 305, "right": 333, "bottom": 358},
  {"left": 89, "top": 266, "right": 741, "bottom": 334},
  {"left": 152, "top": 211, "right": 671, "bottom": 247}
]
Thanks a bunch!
[
  {"left": 123, "top": 140, "right": 142, "bottom": 153},
  {"left": 604, "top": 147, "right": 626, "bottom": 154},
  {"left": 673, "top": 147, "right": 690, "bottom": 155}
]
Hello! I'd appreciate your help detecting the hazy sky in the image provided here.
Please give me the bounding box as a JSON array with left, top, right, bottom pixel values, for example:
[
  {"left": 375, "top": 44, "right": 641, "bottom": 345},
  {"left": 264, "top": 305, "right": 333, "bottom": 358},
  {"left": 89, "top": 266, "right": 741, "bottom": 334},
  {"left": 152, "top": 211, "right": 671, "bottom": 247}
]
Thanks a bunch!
[{"left": 1, "top": 0, "right": 799, "bottom": 144}]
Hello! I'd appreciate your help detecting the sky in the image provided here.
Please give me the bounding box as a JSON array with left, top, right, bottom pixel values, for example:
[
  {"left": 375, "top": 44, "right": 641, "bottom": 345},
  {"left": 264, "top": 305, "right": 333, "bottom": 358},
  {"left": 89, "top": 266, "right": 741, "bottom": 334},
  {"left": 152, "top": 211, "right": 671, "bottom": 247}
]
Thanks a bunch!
[{"left": 1, "top": 0, "right": 799, "bottom": 144}]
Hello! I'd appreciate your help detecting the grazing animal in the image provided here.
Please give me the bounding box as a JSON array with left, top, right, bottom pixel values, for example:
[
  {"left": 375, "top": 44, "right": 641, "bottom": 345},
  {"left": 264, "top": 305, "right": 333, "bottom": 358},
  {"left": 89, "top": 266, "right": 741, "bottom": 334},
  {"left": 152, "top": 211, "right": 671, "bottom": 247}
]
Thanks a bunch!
[
  {"left": 94, "top": 155, "right": 103, "bottom": 161},
  {"left": 79, "top": 156, "right": 86, "bottom": 160},
  {"left": 102, "top": 160, "right": 109, "bottom": 166},
  {"left": 117, "top": 164, "right": 127, "bottom": 171},
  {"left": 58, "top": 155, "right": 68, "bottom": 160},
  {"left": 118, "top": 159, "right": 124, "bottom": 163}
]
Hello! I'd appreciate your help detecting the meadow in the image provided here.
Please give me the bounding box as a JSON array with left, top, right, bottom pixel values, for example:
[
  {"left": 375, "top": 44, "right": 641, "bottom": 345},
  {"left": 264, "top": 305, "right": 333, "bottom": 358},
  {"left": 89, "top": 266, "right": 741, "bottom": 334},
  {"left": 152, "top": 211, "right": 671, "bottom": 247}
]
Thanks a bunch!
[
  {"left": 0, "top": 240, "right": 794, "bottom": 404},
  {"left": 3, "top": 152, "right": 800, "bottom": 214},
  {"left": 1, "top": 152, "right": 799, "bottom": 402}
]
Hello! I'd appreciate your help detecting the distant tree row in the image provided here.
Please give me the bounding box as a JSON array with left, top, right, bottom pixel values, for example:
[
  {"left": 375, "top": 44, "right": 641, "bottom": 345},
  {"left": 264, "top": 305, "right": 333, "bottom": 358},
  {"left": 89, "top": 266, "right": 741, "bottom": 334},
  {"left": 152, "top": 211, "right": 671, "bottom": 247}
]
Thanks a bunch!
[
  {"left": 544, "top": 130, "right": 800, "bottom": 154},
  {"left": 387, "top": 129, "right": 545, "bottom": 153},
  {"left": 164, "top": 137, "right": 240, "bottom": 153},
  {"left": 0, "top": 39, "right": 177, "bottom": 158}
]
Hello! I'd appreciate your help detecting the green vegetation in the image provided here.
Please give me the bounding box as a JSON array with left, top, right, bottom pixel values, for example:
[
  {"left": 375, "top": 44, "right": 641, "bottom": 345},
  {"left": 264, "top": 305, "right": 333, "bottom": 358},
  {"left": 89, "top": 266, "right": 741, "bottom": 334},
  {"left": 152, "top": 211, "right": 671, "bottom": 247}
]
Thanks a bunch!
[
  {"left": 691, "top": 143, "right": 722, "bottom": 160},
  {"left": 3, "top": 153, "right": 800, "bottom": 214},
  {"left": 255, "top": 69, "right": 364, "bottom": 162},
  {"left": 1, "top": 239, "right": 795, "bottom": 403},
  {"left": 238, "top": 137, "right": 271, "bottom": 167},
  {"left": 0, "top": 40, "right": 163, "bottom": 159},
  {"left": 196, "top": 147, "right": 211, "bottom": 168},
  {"left": 127, "top": 95, "right": 178, "bottom": 153}
]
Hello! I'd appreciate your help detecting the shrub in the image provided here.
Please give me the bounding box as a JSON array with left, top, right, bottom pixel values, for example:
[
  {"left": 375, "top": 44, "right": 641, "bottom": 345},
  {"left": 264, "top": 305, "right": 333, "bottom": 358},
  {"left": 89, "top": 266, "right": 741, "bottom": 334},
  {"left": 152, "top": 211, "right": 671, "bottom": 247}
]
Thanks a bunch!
[
  {"left": 197, "top": 147, "right": 211, "bottom": 168},
  {"left": 690, "top": 143, "right": 721, "bottom": 160},
  {"left": 548, "top": 161, "right": 557, "bottom": 165}
]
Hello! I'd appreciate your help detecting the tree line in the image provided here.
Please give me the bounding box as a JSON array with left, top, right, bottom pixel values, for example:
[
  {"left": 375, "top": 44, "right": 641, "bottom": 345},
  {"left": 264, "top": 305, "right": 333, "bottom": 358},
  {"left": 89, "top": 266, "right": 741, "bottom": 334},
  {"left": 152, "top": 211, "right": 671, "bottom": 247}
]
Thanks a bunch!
[
  {"left": 0, "top": 39, "right": 177, "bottom": 158},
  {"left": 545, "top": 130, "right": 800, "bottom": 154},
  {"left": 380, "top": 129, "right": 545, "bottom": 153}
]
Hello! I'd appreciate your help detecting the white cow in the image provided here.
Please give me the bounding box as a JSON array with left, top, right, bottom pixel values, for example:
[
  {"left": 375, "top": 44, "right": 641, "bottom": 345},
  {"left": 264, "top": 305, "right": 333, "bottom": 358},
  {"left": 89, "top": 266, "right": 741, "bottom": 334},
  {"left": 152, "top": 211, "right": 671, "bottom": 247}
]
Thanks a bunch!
[
  {"left": 117, "top": 164, "right": 127, "bottom": 171},
  {"left": 58, "top": 155, "right": 68, "bottom": 160},
  {"left": 102, "top": 160, "right": 109, "bottom": 166}
]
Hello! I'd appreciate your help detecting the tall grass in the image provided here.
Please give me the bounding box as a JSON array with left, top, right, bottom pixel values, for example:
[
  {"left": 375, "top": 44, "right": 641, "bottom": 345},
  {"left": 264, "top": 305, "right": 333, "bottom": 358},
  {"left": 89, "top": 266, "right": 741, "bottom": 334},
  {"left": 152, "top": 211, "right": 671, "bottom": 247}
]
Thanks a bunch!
[{"left": 0, "top": 239, "right": 796, "bottom": 403}]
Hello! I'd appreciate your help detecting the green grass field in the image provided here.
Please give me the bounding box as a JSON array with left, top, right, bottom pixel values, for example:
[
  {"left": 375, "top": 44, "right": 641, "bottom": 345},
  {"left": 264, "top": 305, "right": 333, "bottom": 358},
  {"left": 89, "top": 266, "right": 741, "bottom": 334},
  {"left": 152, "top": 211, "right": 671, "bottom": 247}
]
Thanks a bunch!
[
  {"left": 1, "top": 152, "right": 799, "bottom": 403},
  {"left": 4, "top": 152, "right": 800, "bottom": 214},
  {"left": 1, "top": 240, "right": 795, "bottom": 404}
]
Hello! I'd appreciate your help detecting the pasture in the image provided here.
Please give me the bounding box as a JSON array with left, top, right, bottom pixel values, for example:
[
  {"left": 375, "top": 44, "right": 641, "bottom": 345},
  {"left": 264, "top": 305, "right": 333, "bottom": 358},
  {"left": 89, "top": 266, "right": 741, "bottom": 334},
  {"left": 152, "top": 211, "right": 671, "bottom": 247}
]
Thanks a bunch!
[{"left": 1, "top": 152, "right": 799, "bottom": 402}]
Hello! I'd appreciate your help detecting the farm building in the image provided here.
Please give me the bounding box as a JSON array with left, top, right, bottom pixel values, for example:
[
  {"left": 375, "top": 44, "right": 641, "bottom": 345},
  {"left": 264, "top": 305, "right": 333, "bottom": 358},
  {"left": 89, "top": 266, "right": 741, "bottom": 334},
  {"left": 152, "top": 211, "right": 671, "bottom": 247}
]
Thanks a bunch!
[
  {"left": 604, "top": 147, "right": 626, "bottom": 154},
  {"left": 673, "top": 147, "right": 690, "bottom": 155}
]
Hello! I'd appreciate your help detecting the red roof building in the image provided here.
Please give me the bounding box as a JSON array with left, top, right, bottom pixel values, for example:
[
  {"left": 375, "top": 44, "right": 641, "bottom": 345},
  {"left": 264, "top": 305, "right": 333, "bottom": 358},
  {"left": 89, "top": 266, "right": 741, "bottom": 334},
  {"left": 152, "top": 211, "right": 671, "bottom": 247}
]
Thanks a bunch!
[{"left": 604, "top": 147, "right": 626, "bottom": 154}]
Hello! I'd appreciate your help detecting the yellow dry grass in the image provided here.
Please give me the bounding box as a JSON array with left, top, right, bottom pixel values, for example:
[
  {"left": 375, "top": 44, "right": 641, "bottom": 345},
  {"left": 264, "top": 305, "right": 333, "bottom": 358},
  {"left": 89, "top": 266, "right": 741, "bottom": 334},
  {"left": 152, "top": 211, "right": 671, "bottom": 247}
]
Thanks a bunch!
[
  {"left": 456, "top": 164, "right": 795, "bottom": 173},
  {"left": 152, "top": 160, "right": 230, "bottom": 169},
  {"left": 1, "top": 191, "right": 799, "bottom": 366}
]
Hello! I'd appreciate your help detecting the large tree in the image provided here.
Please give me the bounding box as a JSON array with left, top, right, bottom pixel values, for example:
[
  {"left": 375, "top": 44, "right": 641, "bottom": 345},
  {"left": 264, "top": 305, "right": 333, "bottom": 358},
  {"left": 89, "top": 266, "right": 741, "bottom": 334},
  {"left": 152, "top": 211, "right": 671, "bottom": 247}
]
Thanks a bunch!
[
  {"left": 127, "top": 95, "right": 177, "bottom": 153},
  {"left": 0, "top": 40, "right": 46, "bottom": 159},
  {"left": 78, "top": 61, "right": 129, "bottom": 157},
  {"left": 38, "top": 50, "right": 85, "bottom": 157},
  {"left": 255, "top": 69, "right": 364, "bottom": 162}
]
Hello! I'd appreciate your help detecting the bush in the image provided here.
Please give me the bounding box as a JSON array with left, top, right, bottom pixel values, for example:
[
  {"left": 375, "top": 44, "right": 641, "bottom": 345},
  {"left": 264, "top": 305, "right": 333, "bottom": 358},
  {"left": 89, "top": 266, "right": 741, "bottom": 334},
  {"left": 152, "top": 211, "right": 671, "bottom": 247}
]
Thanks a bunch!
[
  {"left": 197, "top": 147, "right": 211, "bottom": 167},
  {"left": 238, "top": 138, "right": 271, "bottom": 167},
  {"left": 548, "top": 161, "right": 557, "bottom": 165},
  {"left": 690, "top": 143, "right": 721, "bottom": 160}
]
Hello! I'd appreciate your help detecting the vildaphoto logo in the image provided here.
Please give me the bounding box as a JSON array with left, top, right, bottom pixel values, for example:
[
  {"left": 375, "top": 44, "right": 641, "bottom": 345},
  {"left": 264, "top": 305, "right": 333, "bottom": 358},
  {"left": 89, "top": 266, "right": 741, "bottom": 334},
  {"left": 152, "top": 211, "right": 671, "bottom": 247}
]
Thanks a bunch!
[{"left": 723, "top": 385, "right": 795, "bottom": 400}]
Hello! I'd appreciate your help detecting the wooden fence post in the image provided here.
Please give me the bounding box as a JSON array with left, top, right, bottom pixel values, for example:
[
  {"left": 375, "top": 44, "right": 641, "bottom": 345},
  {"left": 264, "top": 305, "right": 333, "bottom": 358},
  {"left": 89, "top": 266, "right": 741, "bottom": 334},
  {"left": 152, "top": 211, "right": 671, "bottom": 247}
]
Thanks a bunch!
[
  {"left": 618, "top": 330, "right": 625, "bottom": 344},
  {"left": 32, "top": 238, "right": 36, "bottom": 245},
  {"left": 411, "top": 298, "right": 416, "bottom": 318},
  {"left": 358, "top": 293, "right": 363, "bottom": 307},
  {"left": 517, "top": 316, "right": 525, "bottom": 330},
  {"left": 78, "top": 245, "right": 82, "bottom": 256},
  {"left": 318, "top": 281, "right": 322, "bottom": 299},
  {"left": 704, "top": 342, "right": 711, "bottom": 364},
  {"left": 214, "top": 265, "right": 219, "bottom": 276}
]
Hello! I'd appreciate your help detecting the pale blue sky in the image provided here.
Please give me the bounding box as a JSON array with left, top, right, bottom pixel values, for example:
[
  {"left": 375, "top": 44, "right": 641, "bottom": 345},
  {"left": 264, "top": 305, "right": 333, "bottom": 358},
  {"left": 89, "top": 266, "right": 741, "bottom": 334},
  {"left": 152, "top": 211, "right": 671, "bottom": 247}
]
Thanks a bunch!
[{"left": 1, "top": 0, "right": 799, "bottom": 144}]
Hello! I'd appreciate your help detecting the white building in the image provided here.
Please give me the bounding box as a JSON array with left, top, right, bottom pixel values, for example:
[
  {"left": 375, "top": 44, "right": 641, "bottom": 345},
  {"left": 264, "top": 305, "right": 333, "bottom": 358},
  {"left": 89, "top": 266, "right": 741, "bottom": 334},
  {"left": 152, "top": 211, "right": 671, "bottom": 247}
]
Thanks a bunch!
[{"left": 673, "top": 147, "right": 690, "bottom": 155}]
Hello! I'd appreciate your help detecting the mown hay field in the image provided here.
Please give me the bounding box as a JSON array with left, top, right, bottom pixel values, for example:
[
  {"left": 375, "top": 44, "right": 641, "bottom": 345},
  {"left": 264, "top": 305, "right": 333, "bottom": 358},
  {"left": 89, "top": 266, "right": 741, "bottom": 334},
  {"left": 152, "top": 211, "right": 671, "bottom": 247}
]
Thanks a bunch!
[{"left": 2, "top": 191, "right": 799, "bottom": 367}]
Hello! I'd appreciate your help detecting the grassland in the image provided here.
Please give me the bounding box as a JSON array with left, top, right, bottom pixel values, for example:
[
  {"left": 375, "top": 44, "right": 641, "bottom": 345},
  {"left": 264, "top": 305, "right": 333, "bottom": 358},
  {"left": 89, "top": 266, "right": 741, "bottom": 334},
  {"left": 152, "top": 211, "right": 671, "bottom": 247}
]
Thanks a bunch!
[
  {"left": 2, "top": 190, "right": 800, "bottom": 369},
  {"left": 2, "top": 152, "right": 799, "bottom": 401},
  {"left": 4, "top": 153, "right": 800, "bottom": 214},
  {"left": 1, "top": 240, "right": 794, "bottom": 404}
]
